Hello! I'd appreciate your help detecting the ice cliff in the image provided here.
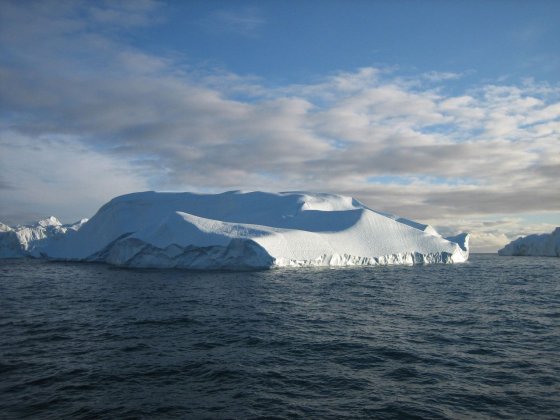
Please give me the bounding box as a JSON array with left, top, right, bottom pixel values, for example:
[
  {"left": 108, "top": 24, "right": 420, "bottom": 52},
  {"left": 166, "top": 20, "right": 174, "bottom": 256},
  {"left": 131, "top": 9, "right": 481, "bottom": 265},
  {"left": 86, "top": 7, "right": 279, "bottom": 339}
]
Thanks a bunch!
[
  {"left": 7, "top": 191, "right": 469, "bottom": 269},
  {"left": 498, "top": 227, "right": 560, "bottom": 257}
]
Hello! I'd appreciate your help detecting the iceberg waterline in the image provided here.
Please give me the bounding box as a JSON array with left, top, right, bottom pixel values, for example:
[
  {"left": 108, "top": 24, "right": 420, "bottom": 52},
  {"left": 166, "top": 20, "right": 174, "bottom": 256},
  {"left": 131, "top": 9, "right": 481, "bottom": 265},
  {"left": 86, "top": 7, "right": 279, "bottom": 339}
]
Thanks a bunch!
[
  {"left": 498, "top": 227, "right": 560, "bottom": 257},
  {"left": 1, "top": 191, "right": 469, "bottom": 269}
]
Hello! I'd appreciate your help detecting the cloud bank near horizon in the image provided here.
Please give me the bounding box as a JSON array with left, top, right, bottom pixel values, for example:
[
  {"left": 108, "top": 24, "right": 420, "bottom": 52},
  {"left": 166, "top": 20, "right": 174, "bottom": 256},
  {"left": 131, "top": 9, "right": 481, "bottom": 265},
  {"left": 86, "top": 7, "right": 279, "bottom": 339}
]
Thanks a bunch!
[{"left": 1, "top": 1, "right": 559, "bottom": 252}]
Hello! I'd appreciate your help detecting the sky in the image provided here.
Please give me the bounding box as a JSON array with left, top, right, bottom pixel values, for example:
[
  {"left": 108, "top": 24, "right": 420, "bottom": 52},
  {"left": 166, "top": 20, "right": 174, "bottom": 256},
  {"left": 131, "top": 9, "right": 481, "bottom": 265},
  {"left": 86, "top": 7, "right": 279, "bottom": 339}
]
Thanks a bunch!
[{"left": 1, "top": 0, "right": 559, "bottom": 252}]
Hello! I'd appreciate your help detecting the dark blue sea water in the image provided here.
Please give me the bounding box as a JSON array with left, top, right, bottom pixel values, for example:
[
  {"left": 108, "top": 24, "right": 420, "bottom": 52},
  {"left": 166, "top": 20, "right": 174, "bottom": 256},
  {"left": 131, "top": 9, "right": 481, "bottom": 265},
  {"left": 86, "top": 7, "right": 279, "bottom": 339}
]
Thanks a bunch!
[{"left": 1, "top": 255, "right": 559, "bottom": 419}]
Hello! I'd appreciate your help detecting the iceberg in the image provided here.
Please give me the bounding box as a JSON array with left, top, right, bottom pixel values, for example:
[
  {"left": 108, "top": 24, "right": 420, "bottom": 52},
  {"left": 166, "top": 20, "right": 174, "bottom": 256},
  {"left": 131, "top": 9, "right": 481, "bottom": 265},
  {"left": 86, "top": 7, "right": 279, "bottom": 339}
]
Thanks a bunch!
[
  {"left": 0, "top": 217, "right": 88, "bottom": 258},
  {"left": 31, "top": 191, "right": 469, "bottom": 269},
  {"left": 498, "top": 227, "right": 560, "bottom": 257}
]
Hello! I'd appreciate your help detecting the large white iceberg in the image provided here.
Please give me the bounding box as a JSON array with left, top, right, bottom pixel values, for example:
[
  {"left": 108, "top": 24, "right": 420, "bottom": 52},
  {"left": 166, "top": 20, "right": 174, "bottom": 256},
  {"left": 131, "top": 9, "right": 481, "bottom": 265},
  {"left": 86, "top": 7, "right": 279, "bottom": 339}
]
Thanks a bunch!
[
  {"left": 498, "top": 228, "right": 560, "bottom": 257},
  {"left": 22, "top": 191, "right": 469, "bottom": 269}
]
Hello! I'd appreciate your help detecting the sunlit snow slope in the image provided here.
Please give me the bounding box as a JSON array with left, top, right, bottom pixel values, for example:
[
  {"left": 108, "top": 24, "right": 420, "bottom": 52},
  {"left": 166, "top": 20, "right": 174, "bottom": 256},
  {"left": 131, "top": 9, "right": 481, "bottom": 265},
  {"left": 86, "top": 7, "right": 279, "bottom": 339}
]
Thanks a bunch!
[{"left": 43, "top": 191, "right": 469, "bottom": 269}]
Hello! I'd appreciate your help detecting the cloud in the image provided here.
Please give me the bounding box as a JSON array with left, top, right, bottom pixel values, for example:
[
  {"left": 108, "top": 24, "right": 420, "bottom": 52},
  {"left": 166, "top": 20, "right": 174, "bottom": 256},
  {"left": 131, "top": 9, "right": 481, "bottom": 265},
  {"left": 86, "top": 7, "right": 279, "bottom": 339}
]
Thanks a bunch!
[
  {"left": 0, "top": 131, "right": 149, "bottom": 225},
  {"left": 421, "top": 71, "right": 462, "bottom": 82},
  {"left": 201, "top": 7, "right": 265, "bottom": 37},
  {"left": 88, "top": 0, "right": 161, "bottom": 27},
  {"left": 1, "top": 0, "right": 559, "bottom": 251}
]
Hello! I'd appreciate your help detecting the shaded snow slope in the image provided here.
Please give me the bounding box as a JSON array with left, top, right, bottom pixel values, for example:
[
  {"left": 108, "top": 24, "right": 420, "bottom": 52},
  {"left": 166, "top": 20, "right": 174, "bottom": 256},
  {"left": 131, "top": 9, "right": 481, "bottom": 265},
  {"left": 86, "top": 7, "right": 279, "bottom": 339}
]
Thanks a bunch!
[
  {"left": 0, "top": 217, "right": 88, "bottom": 258},
  {"left": 498, "top": 228, "right": 560, "bottom": 257},
  {"left": 44, "top": 191, "right": 469, "bottom": 269}
]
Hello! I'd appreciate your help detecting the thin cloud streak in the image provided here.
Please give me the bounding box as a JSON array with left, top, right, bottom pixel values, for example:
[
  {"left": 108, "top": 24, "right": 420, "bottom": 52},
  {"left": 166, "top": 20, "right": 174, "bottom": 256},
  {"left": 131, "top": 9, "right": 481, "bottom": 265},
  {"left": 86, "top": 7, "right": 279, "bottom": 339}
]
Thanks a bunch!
[{"left": 200, "top": 7, "right": 266, "bottom": 37}]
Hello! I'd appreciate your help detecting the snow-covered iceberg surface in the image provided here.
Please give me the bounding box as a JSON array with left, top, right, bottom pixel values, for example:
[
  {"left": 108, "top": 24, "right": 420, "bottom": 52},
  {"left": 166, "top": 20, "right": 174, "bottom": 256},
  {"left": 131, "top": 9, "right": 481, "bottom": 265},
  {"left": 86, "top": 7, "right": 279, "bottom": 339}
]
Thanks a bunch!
[
  {"left": 498, "top": 228, "right": 560, "bottom": 257},
  {"left": 35, "top": 191, "right": 469, "bottom": 269},
  {"left": 0, "top": 217, "right": 87, "bottom": 258}
]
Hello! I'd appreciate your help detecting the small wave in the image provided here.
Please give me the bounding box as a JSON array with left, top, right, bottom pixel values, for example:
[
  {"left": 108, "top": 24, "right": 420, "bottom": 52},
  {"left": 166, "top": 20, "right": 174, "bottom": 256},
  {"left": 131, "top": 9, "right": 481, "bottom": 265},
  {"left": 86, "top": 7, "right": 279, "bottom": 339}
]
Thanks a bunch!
[{"left": 131, "top": 316, "right": 198, "bottom": 326}]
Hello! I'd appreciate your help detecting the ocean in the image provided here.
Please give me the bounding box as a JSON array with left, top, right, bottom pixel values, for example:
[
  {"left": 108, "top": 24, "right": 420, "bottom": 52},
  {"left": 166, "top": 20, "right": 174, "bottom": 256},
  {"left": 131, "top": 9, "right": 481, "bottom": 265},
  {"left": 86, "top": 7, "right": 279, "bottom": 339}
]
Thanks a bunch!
[{"left": 1, "top": 254, "right": 559, "bottom": 419}]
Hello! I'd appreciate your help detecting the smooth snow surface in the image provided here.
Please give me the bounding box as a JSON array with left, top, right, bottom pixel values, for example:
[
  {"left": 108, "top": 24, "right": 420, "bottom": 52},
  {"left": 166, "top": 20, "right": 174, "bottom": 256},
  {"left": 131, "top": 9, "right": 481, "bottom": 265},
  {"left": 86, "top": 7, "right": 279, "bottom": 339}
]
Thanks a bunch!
[
  {"left": 498, "top": 228, "right": 560, "bottom": 257},
  {"left": 40, "top": 191, "right": 469, "bottom": 269}
]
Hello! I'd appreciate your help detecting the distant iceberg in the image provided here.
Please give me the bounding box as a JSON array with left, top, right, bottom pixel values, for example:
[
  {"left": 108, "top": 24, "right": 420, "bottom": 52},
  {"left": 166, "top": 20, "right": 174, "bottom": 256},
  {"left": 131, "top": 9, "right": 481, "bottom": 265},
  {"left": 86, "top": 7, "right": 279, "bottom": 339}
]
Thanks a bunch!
[
  {"left": 0, "top": 217, "right": 87, "bottom": 258},
  {"left": 498, "top": 228, "right": 560, "bottom": 257},
  {"left": 1, "top": 191, "right": 469, "bottom": 269}
]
